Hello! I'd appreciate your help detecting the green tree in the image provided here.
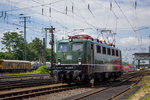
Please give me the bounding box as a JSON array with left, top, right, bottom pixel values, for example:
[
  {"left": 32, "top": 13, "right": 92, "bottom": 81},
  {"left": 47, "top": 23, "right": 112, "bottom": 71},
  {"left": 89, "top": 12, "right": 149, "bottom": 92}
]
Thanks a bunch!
[
  {"left": 27, "top": 37, "right": 44, "bottom": 61},
  {"left": 0, "top": 52, "right": 15, "bottom": 60},
  {"left": 1, "top": 32, "right": 56, "bottom": 61},
  {"left": 46, "top": 48, "right": 56, "bottom": 62},
  {"left": 1, "top": 32, "right": 24, "bottom": 60}
]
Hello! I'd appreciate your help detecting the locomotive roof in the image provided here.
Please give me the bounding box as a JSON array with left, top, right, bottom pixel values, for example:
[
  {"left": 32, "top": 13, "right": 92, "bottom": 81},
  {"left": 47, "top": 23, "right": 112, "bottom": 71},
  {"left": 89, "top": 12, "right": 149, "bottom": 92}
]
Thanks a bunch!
[
  {"left": 57, "top": 39, "right": 120, "bottom": 51},
  {"left": 0, "top": 59, "right": 30, "bottom": 63},
  {"left": 88, "top": 40, "right": 121, "bottom": 51},
  {"left": 57, "top": 39, "right": 87, "bottom": 43}
]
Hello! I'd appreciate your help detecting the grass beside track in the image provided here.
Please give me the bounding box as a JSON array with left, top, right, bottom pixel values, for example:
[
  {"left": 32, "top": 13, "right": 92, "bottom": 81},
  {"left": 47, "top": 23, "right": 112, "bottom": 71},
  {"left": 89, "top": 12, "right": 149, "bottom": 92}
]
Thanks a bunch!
[
  {"left": 0, "top": 66, "right": 50, "bottom": 76},
  {"left": 125, "top": 75, "right": 150, "bottom": 100}
]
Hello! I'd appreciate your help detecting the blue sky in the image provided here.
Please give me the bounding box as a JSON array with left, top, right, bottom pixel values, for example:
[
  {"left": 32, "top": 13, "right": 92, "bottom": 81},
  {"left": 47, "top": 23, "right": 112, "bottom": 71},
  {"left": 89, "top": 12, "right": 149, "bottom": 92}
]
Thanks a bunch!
[{"left": 0, "top": 0, "right": 150, "bottom": 63}]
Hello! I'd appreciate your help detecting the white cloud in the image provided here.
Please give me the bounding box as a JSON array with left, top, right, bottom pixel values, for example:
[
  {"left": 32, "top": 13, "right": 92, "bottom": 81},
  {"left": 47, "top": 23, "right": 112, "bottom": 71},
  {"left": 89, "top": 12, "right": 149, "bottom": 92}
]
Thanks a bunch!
[
  {"left": 118, "top": 36, "right": 150, "bottom": 47},
  {"left": 2, "top": 0, "right": 150, "bottom": 31}
]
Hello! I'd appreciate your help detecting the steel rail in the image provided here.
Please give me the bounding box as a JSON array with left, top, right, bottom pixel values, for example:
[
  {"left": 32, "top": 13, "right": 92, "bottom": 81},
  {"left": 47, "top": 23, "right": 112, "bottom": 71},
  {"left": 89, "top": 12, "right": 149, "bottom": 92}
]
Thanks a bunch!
[
  {"left": 107, "top": 74, "right": 143, "bottom": 100},
  {"left": 71, "top": 73, "right": 141, "bottom": 100},
  {"left": 0, "top": 79, "right": 53, "bottom": 91},
  {"left": 0, "top": 84, "right": 80, "bottom": 100},
  {"left": 0, "top": 74, "right": 50, "bottom": 79}
]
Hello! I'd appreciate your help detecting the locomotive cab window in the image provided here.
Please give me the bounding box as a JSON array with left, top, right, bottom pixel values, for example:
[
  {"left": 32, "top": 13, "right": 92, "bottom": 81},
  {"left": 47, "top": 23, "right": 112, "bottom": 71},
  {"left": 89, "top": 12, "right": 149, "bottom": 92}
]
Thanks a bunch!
[
  {"left": 120, "top": 51, "right": 121, "bottom": 57},
  {"left": 102, "top": 47, "right": 106, "bottom": 54},
  {"left": 72, "top": 42, "right": 83, "bottom": 51},
  {"left": 58, "top": 43, "right": 68, "bottom": 52},
  {"left": 91, "top": 44, "right": 93, "bottom": 50}
]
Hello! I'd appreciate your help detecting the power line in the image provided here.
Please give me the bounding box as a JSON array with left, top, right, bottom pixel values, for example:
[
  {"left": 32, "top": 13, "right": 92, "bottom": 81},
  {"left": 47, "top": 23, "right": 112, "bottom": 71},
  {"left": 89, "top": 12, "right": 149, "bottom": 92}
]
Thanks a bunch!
[
  {"left": 88, "top": 4, "right": 95, "bottom": 17},
  {"left": 69, "top": 0, "right": 98, "bottom": 28},
  {"left": 1, "top": 0, "right": 65, "bottom": 12},
  {"left": 0, "top": 12, "right": 48, "bottom": 33},
  {"left": 6, "top": 13, "right": 50, "bottom": 27},
  {"left": 113, "top": 0, "right": 136, "bottom": 33},
  {"left": 32, "top": 0, "right": 98, "bottom": 29},
  {"left": 4, "top": 0, "right": 100, "bottom": 30},
  {"left": 3, "top": 19, "right": 42, "bottom": 33}
]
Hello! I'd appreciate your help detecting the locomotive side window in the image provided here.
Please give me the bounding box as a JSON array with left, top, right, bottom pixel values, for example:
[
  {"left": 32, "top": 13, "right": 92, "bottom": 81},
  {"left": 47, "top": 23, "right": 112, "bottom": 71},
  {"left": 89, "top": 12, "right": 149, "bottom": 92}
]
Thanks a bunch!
[
  {"left": 72, "top": 43, "right": 83, "bottom": 51},
  {"left": 120, "top": 51, "right": 121, "bottom": 57},
  {"left": 116, "top": 50, "right": 119, "bottom": 56},
  {"left": 97, "top": 45, "right": 101, "bottom": 53},
  {"left": 91, "top": 44, "right": 93, "bottom": 49},
  {"left": 112, "top": 49, "right": 115, "bottom": 56},
  {"left": 102, "top": 47, "right": 106, "bottom": 54},
  {"left": 107, "top": 48, "right": 111, "bottom": 55},
  {"left": 58, "top": 43, "right": 68, "bottom": 52}
]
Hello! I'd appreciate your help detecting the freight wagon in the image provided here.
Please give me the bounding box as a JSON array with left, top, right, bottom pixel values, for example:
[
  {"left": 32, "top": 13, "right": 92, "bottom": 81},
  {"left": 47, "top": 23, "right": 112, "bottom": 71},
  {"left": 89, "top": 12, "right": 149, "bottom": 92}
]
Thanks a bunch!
[{"left": 0, "top": 60, "right": 31, "bottom": 73}]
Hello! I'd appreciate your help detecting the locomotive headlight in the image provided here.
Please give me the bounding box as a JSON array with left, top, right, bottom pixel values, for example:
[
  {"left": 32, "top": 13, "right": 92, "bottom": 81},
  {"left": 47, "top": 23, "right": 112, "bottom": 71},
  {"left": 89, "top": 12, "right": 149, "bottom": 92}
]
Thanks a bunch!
[
  {"left": 69, "top": 38, "right": 72, "bottom": 42},
  {"left": 58, "top": 58, "right": 61, "bottom": 65},
  {"left": 78, "top": 58, "right": 81, "bottom": 65}
]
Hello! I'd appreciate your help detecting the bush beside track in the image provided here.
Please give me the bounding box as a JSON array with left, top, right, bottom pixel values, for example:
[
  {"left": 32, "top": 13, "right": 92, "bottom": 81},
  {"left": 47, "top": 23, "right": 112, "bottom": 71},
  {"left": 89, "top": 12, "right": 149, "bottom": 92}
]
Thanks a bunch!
[{"left": 0, "top": 66, "right": 50, "bottom": 76}]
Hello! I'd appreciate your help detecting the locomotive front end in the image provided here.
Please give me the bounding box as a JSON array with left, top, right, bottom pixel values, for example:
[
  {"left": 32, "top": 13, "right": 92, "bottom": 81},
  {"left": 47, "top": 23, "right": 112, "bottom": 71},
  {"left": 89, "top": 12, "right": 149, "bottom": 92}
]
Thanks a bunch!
[{"left": 52, "top": 39, "right": 87, "bottom": 83}]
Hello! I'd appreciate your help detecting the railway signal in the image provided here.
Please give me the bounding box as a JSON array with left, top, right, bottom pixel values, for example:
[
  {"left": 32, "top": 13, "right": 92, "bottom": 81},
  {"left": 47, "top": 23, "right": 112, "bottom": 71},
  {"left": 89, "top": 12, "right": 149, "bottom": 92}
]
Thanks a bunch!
[{"left": 45, "top": 26, "right": 55, "bottom": 75}]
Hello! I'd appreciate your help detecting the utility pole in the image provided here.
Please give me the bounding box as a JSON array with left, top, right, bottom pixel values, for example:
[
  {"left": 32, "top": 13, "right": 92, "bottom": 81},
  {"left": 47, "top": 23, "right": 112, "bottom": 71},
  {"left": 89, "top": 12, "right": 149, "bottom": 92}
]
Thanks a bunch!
[
  {"left": 23, "top": 17, "right": 27, "bottom": 60},
  {"left": 45, "top": 29, "right": 47, "bottom": 48},
  {"left": 149, "top": 46, "right": 150, "bottom": 66},
  {"left": 50, "top": 26, "right": 55, "bottom": 69},
  {"left": 45, "top": 26, "right": 55, "bottom": 74},
  {"left": 19, "top": 14, "right": 30, "bottom": 60},
  {"left": 43, "top": 38, "right": 46, "bottom": 66}
]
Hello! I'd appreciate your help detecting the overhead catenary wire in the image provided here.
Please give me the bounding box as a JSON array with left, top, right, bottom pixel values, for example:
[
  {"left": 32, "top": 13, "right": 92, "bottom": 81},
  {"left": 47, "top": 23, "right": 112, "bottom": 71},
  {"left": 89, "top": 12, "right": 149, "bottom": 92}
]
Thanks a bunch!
[
  {"left": 1, "top": 18, "right": 43, "bottom": 33},
  {"left": 3, "top": 13, "right": 49, "bottom": 28},
  {"left": 113, "top": 0, "right": 136, "bottom": 33},
  {"left": 0, "top": 0, "right": 67, "bottom": 25},
  {"left": 1, "top": 0, "right": 141, "bottom": 36},
  {"left": 1, "top": 0, "right": 65, "bottom": 13},
  {"left": 1, "top": 7, "right": 70, "bottom": 32},
  {"left": 69, "top": 0, "right": 98, "bottom": 28},
  {"left": 2, "top": 0, "right": 104, "bottom": 32},
  {"left": 32, "top": 0, "right": 99, "bottom": 29},
  {"left": 88, "top": 4, "right": 95, "bottom": 17}
]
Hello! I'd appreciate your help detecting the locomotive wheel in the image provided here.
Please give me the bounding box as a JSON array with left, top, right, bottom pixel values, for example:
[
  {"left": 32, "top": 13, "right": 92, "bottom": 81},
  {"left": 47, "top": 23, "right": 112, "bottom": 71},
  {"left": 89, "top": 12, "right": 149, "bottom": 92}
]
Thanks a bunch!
[
  {"left": 90, "top": 78, "right": 95, "bottom": 88},
  {"left": 54, "top": 75, "right": 59, "bottom": 83},
  {"left": 89, "top": 75, "right": 95, "bottom": 87}
]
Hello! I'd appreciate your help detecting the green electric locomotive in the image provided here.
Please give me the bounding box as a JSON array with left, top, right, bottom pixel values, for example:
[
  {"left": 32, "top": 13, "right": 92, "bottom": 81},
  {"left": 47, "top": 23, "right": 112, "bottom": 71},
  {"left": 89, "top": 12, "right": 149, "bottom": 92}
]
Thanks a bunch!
[{"left": 52, "top": 35, "right": 122, "bottom": 83}]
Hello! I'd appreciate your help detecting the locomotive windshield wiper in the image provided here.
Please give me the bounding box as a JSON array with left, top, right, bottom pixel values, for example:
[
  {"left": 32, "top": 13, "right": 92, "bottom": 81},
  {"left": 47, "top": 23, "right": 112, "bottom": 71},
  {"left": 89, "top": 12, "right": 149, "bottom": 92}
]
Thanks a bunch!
[
  {"left": 77, "top": 49, "right": 80, "bottom": 52},
  {"left": 77, "top": 49, "right": 81, "bottom": 55}
]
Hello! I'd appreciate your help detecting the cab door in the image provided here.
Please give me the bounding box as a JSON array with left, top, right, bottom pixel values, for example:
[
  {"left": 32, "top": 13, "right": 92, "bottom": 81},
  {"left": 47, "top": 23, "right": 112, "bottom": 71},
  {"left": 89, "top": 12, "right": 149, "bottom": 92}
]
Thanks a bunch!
[
  {"left": 87, "top": 42, "right": 94, "bottom": 73},
  {"left": 90, "top": 43, "right": 94, "bottom": 64}
]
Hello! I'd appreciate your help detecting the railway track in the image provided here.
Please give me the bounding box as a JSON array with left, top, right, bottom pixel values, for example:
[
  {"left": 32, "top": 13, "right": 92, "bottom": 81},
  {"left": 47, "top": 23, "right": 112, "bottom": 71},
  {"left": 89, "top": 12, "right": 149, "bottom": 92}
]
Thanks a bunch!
[
  {"left": 107, "top": 71, "right": 145, "bottom": 100},
  {"left": 0, "top": 71, "right": 148, "bottom": 100},
  {"left": 0, "top": 79, "right": 54, "bottom": 91},
  {"left": 0, "top": 74, "right": 50, "bottom": 80},
  {"left": 0, "top": 72, "right": 133, "bottom": 91},
  {"left": 107, "top": 78, "right": 141, "bottom": 100},
  {"left": 66, "top": 71, "right": 146, "bottom": 100},
  {"left": 0, "top": 84, "right": 81, "bottom": 100},
  {"left": 0, "top": 74, "right": 54, "bottom": 91}
]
